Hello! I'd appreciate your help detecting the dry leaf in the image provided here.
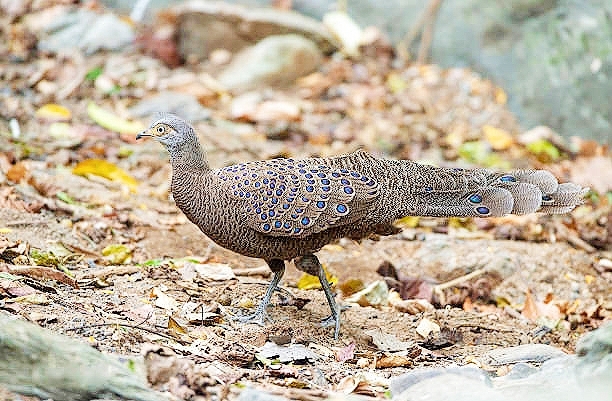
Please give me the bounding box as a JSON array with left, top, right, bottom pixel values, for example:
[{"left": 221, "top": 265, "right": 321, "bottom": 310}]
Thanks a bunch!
[
  {"left": 416, "top": 317, "right": 440, "bottom": 338},
  {"left": 73, "top": 159, "right": 138, "bottom": 192},
  {"left": 8, "top": 266, "right": 79, "bottom": 289},
  {"left": 365, "top": 329, "right": 414, "bottom": 352},
  {"left": 344, "top": 280, "right": 388, "bottom": 307},
  {"left": 150, "top": 286, "right": 178, "bottom": 311},
  {"left": 297, "top": 264, "right": 337, "bottom": 290},
  {"left": 6, "top": 161, "right": 28, "bottom": 183},
  {"left": 335, "top": 342, "right": 355, "bottom": 362},
  {"left": 375, "top": 355, "right": 413, "bottom": 368},
  {"left": 36, "top": 103, "right": 72, "bottom": 121},
  {"left": 101, "top": 244, "right": 132, "bottom": 264},
  {"left": 87, "top": 102, "right": 144, "bottom": 135},
  {"left": 483, "top": 125, "right": 514, "bottom": 150},
  {"left": 388, "top": 291, "right": 434, "bottom": 314}
]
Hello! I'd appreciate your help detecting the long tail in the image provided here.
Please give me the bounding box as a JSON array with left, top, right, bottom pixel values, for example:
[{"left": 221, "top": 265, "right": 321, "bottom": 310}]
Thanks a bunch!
[
  {"left": 395, "top": 164, "right": 589, "bottom": 218},
  {"left": 309, "top": 150, "right": 588, "bottom": 219}
]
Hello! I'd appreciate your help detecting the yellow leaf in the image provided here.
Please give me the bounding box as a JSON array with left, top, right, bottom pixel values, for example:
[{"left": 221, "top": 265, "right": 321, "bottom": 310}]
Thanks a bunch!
[
  {"left": 73, "top": 159, "right": 138, "bottom": 192},
  {"left": 0, "top": 228, "right": 12, "bottom": 233},
  {"left": 386, "top": 72, "right": 407, "bottom": 94},
  {"left": 87, "top": 102, "right": 144, "bottom": 135},
  {"left": 395, "top": 216, "right": 419, "bottom": 228},
  {"left": 483, "top": 125, "right": 514, "bottom": 151},
  {"left": 494, "top": 87, "right": 507, "bottom": 105},
  {"left": 297, "top": 264, "right": 338, "bottom": 290},
  {"left": 168, "top": 316, "right": 187, "bottom": 334},
  {"left": 101, "top": 244, "right": 132, "bottom": 264},
  {"left": 36, "top": 104, "right": 72, "bottom": 121}
]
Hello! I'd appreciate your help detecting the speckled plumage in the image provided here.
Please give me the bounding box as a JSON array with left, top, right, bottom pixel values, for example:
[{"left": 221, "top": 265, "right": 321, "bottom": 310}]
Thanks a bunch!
[{"left": 138, "top": 114, "right": 588, "bottom": 339}]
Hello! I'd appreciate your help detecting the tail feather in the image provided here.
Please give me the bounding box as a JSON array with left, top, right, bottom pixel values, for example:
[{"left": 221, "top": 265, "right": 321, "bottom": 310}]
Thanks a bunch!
[
  {"left": 539, "top": 183, "right": 589, "bottom": 214},
  {"left": 503, "top": 182, "right": 542, "bottom": 215},
  {"left": 399, "top": 166, "right": 587, "bottom": 218}
]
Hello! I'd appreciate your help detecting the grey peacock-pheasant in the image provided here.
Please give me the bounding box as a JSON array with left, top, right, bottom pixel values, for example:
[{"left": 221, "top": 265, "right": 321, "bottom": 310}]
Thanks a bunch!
[{"left": 137, "top": 113, "right": 588, "bottom": 339}]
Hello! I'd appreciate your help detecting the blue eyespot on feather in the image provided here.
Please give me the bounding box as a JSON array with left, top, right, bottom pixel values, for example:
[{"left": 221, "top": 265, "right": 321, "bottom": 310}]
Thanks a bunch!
[
  {"left": 476, "top": 206, "right": 490, "bottom": 215},
  {"left": 468, "top": 194, "right": 482, "bottom": 203}
]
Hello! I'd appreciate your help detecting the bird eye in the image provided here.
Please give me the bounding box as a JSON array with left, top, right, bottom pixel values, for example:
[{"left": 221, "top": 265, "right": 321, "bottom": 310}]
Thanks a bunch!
[{"left": 156, "top": 126, "right": 165, "bottom": 134}]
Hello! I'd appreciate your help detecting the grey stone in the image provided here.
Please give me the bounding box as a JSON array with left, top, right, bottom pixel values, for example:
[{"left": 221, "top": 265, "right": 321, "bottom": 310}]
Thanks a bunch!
[
  {"left": 577, "top": 320, "right": 612, "bottom": 364},
  {"left": 175, "top": 0, "right": 338, "bottom": 61},
  {"left": 129, "top": 91, "right": 211, "bottom": 122},
  {"left": 482, "top": 344, "right": 567, "bottom": 367},
  {"left": 394, "top": 372, "right": 504, "bottom": 401},
  {"left": 38, "top": 9, "right": 134, "bottom": 54},
  {"left": 237, "top": 388, "right": 289, "bottom": 401},
  {"left": 390, "top": 365, "right": 492, "bottom": 397},
  {"left": 217, "top": 34, "right": 322, "bottom": 92}
]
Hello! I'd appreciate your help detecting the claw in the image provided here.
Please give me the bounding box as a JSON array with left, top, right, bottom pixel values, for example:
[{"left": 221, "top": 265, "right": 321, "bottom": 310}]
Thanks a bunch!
[{"left": 234, "top": 308, "right": 273, "bottom": 326}]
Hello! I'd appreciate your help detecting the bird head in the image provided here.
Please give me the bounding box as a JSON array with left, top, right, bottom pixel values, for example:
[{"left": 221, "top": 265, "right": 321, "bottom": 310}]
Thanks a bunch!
[{"left": 136, "top": 113, "right": 195, "bottom": 148}]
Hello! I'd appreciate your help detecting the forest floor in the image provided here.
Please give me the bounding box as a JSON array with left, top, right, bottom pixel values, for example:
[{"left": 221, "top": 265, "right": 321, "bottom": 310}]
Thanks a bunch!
[{"left": 1, "top": 2, "right": 611, "bottom": 400}]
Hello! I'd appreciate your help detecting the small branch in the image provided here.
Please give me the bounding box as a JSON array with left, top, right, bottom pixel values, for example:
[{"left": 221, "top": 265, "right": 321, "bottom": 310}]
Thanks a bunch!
[{"left": 397, "top": 0, "right": 444, "bottom": 64}]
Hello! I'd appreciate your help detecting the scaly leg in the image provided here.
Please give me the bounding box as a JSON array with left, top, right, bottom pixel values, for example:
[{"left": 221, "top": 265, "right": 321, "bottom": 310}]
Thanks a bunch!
[
  {"left": 295, "top": 254, "right": 341, "bottom": 339},
  {"left": 235, "top": 259, "right": 285, "bottom": 326}
]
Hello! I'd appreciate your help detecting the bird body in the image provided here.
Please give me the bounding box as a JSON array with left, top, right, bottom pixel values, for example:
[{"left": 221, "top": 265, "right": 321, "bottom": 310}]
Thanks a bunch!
[{"left": 138, "top": 113, "right": 588, "bottom": 339}]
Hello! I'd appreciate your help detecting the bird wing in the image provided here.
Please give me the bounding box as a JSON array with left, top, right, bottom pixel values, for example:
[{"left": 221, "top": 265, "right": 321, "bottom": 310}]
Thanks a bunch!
[{"left": 216, "top": 157, "right": 380, "bottom": 237}]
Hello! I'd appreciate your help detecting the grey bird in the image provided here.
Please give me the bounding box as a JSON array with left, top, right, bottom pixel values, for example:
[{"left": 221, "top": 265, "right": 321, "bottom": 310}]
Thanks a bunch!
[{"left": 137, "top": 113, "right": 588, "bottom": 339}]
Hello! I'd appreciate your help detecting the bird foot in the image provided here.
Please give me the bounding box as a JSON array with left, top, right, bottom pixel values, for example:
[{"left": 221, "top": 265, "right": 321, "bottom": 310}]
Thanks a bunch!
[
  {"left": 233, "top": 308, "right": 272, "bottom": 326},
  {"left": 320, "top": 314, "right": 341, "bottom": 340}
]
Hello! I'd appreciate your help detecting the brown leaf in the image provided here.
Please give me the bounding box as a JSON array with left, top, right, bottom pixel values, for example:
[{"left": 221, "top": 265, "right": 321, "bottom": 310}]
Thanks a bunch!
[
  {"left": 375, "top": 355, "right": 413, "bottom": 368},
  {"left": 7, "top": 265, "right": 79, "bottom": 289},
  {"left": 6, "top": 161, "right": 28, "bottom": 183}
]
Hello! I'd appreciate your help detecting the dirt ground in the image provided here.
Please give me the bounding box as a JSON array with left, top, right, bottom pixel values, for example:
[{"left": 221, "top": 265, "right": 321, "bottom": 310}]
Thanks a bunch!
[
  {"left": 1, "top": 3, "right": 611, "bottom": 399},
  {"left": 1, "top": 198, "right": 609, "bottom": 400}
]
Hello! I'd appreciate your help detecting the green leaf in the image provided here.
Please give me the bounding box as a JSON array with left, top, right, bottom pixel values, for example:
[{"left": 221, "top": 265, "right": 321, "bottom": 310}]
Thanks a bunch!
[
  {"left": 56, "top": 191, "right": 75, "bottom": 204},
  {"left": 85, "top": 67, "right": 103, "bottom": 81},
  {"left": 526, "top": 139, "right": 560, "bottom": 162}
]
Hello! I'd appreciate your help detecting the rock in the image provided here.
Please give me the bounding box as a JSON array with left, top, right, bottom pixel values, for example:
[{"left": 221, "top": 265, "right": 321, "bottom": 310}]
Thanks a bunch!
[
  {"left": 322, "top": 11, "right": 363, "bottom": 57},
  {"left": 482, "top": 344, "right": 567, "bottom": 367},
  {"left": 390, "top": 325, "right": 612, "bottom": 401},
  {"left": 175, "top": 0, "right": 338, "bottom": 61},
  {"left": 392, "top": 368, "right": 499, "bottom": 401},
  {"left": 237, "top": 388, "right": 289, "bottom": 401},
  {"left": 38, "top": 9, "right": 134, "bottom": 54},
  {"left": 577, "top": 320, "right": 612, "bottom": 364},
  {"left": 217, "top": 34, "right": 322, "bottom": 92},
  {"left": 128, "top": 91, "right": 211, "bottom": 122}
]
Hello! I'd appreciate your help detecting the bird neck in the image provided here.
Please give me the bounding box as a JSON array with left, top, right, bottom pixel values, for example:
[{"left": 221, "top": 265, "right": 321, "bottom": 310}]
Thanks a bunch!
[{"left": 168, "top": 137, "right": 210, "bottom": 173}]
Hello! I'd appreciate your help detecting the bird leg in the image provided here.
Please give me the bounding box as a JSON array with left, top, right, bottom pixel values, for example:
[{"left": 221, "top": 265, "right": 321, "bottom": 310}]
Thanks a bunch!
[
  {"left": 295, "top": 254, "right": 341, "bottom": 339},
  {"left": 235, "top": 259, "right": 285, "bottom": 326}
]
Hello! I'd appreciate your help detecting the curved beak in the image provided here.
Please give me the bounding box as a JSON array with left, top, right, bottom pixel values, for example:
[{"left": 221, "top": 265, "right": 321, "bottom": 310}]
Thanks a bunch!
[{"left": 136, "top": 130, "right": 150, "bottom": 140}]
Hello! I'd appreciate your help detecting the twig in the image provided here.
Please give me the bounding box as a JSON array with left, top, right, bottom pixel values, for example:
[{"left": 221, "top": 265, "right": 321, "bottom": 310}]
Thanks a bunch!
[
  {"left": 397, "top": 0, "right": 444, "bottom": 64},
  {"left": 553, "top": 221, "right": 595, "bottom": 253},
  {"left": 63, "top": 321, "right": 177, "bottom": 342},
  {"left": 77, "top": 265, "right": 141, "bottom": 280},
  {"left": 417, "top": 0, "right": 443, "bottom": 64},
  {"left": 433, "top": 268, "right": 486, "bottom": 306}
]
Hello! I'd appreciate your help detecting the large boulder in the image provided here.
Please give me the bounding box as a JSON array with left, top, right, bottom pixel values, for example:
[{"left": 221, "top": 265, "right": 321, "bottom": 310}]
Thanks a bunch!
[
  {"left": 216, "top": 34, "right": 322, "bottom": 92},
  {"left": 174, "top": 0, "right": 338, "bottom": 61}
]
